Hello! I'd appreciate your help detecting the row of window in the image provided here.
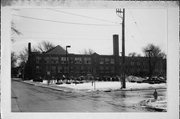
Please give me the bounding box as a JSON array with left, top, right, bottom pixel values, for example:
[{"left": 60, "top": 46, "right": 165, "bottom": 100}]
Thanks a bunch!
[
  {"left": 36, "top": 56, "right": 92, "bottom": 64},
  {"left": 99, "top": 58, "right": 115, "bottom": 64},
  {"left": 36, "top": 56, "right": 116, "bottom": 65},
  {"left": 35, "top": 65, "right": 115, "bottom": 73},
  {"left": 36, "top": 65, "right": 164, "bottom": 74},
  {"left": 36, "top": 56, "right": 153, "bottom": 66}
]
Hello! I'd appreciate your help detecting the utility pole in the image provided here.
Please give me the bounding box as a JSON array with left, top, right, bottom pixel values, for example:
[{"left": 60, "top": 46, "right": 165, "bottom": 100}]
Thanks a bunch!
[{"left": 116, "top": 8, "right": 126, "bottom": 88}]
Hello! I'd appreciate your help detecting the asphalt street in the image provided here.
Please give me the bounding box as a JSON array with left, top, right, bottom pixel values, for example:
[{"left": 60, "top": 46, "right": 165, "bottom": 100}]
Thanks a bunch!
[{"left": 11, "top": 80, "right": 166, "bottom": 112}]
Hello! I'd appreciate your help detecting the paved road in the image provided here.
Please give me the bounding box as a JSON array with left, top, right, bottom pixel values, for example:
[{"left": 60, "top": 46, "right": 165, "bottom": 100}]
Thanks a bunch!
[{"left": 12, "top": 80, "right": 166, "bottom": 112}]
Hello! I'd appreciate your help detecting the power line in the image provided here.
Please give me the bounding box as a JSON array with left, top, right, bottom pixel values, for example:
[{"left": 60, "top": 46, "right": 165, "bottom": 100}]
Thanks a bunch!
[
  {"left": 20, "top": 30, "right": 62, "bottom": 35},
  {"left": 12, "top": 14, "right": 120, "bottom": 26},
  {"left": 129, "top": 10, "right": 144, "bottom": 41},
  {"left": 48, "top": 8, "right": 120, "bottom": 25},
  {"left": 15, "top": 35, "right": 112, "bottom": 41},
  {"left": 15, "top": 36, "right": 62, "bottom": 40}
]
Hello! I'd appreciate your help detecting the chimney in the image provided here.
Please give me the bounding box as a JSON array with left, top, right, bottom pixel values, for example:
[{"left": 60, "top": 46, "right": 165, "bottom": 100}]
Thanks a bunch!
[
  {"left": 113, "top": 34, "right": 119, "bottom": 56},
  {"left": 28, "top": 42, "right": 31, "bottom": 56}
]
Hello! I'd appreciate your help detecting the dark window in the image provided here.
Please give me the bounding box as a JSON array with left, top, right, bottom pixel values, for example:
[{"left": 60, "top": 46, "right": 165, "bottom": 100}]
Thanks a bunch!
[
  {"left": 52, "top": 66, "right": 56, "bottom": 73},
  {"left": 36, "top": 56, "right": 41, "bottom": 64},
  {"left": 110, "top": 58, "right": 114, "bottom": 64},
  {"left": 75, "top": 57, "right": 82, "bottom": 64},
  {"left": 100, "top": 66, "right": 104, "bottom": 70},
  {"left": 51, "top": 57, "right": 59, "bottom": 64},
  {"left": 84, "top": 57, "right": 91, "bottom": 64},
  {"left": 44, "top": 57, "right": 50, "bottom": 64},
  {"left": 100, "top": 58, "right": 104, "bottom": 64},
  {"left": 61, "top": 57, "right": 67, "bottom": 64},
  {"left": 105, "top": 58, "right": 110, "bottom": 64},
  {"left": 36, "top": 66, "right": 40, "bottom": 73},
  {"left": 57, "top": 66, "right": 62, "bottom": 73}
]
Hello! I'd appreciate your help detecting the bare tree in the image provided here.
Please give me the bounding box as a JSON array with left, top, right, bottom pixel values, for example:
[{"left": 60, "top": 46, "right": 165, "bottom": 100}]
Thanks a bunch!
[
  {"left": 18, "top": 46, "right": 40, "bottom": 65},
  {"left": 128, "top": 52, "right": 141, "bottom": 57},
  {"left": 18, "top": 41, "right": 55, "bottom": 66},
  {"left": 11, "top": 52, "right": 19, "bottom": 77},
  {"left": 11, "top": 52, "right": 17, "bottom": 68},
  {"left": 143, "top": 44, "right": 166, "bottom": 58},
  {"left": 11, "top": 22, "right": 21, "bottom": 42},
  {"left": 37, "top": 41, "right": 55, "bottom": 52},
  {"left": 18, "top": 47, "right": 29, "bottom": 64},
  {"left": 142, "top": 44, "right": 166, "bottom": 77},
  {"left": 81, "top": 49, "right": 95, "bottom": 55}
]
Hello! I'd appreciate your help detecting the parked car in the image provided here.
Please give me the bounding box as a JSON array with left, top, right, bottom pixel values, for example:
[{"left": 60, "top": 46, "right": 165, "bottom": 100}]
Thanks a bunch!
[
  {"left": 65, "top": 81, "right": 71, "bottom": 84},
  {"left": 72, "top": 81, "right": 80, "bottom": 84},
  {"left": 56, "top": 82, "right": 63, "bottom": 85},
  {"left": 33, "top": 77, "right": 43, "bottom": 82}
]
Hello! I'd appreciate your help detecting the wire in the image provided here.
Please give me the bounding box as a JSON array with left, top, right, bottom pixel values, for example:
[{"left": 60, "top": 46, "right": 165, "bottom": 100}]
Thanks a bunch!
[
  {"left": 20, "top": 30, "right": 62, "bottom": 35},
  {"left": 15, "top": 36, "right": 112, "bottom": 41},
  {"left": 48, "top": 8, "right": 120, "bottom": 25},
  {"left": 15, "top": 36, "right": 62, "bottom": 40},
  {"left": 129, "top": 10, "right": 144, "bottom": 41},
  {"left": 12, "top": 14, "right": 120, "bottom": 26}
]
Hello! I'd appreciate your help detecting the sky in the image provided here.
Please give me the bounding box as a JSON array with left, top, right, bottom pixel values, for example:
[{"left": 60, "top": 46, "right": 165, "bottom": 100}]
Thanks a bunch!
[{"left": 11, "top": 8, "right": 167, "bottom": 56}]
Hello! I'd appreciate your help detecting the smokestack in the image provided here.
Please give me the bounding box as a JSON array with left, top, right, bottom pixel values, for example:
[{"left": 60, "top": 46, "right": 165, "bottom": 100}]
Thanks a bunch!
[
  {"left": 28, "top": 42, "right": 31, "bottom": 56},
  {"left": 113, "top": 34, "right": 119, "bottom": 56}
]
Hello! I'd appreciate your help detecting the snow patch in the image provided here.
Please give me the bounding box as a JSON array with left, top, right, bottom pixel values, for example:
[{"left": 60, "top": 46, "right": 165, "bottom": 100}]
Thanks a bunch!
[
  {"left": 57, "top": 81, "right": 166, "bottom": 91},
  {"left": 140, "top": 96, "right": 167, "bottom": 111}
]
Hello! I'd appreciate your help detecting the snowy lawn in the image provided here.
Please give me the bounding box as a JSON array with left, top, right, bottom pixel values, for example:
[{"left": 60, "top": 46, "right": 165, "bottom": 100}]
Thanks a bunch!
[
  {"left": 23, "top": 80, "right": 166, "bottom": 91},
  {"left": 56, "top": 81, "right": 166, "bottom": 91}
]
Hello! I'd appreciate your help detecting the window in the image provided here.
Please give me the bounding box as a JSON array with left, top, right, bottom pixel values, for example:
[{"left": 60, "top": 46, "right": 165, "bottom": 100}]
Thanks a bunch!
[
  {"left": 87, "top": 67, "right": 92, "bottom": 73},
  {"left": 61, "top": 57, "right": 68, "bottom": 64},
  {"left": 105, "top": 58, "right": 110, "bottom": 64},
  {"left": 75, "top": 66, "right": 80, "bottom": 73},
  {"left": 44, "top": 57, "right": 50, "bottom": 64},
  {"left": 64, "top": 67, "right": 68, "bottom": 73},
  {"left": 137, "top": 62, "right": 140, "bottom": 66},
  {"left": 70, "top": 57, "right": 74, "bottom": 64},
  {"left": 57, "top": 66, "right": 62, "bottom": 73},
  {"left": 105, "top": 66, "right": 109, "bottom": 70},
  {"left": 52, "top": 66, "right": 56, "bottom": 73},
  {"left": 100, "top": 58, "right": 104, "bottom": 64},
  {"left": 119, "top": 62, "right": 122, "bottom": 65},
  {"left": 100, "top": 66, "right": 104, "bottom": 70},
  {"left": 75, "top": 57, "right": 82, "bottom": 64},
  {"left": 36, "top": 56, "right": 41, "bottom": 64},
  {"left": 84, "top": 57, "right": 91, "bottom": 64},
  {"left": 110, "top": 58, "right": 114, "bottom": 64},
  {"left": 111, "top": 67, "right": 114, "bottom": 73},
  {"left": 81, "top": 66, "right": 84, "bottom": 70},
  {"left": 131, "top": 61, "right": 134, "bottom": 66},
  {"left": 51, "top": 57, "right": 59, "bottom": 64},
  {"left": 36, "top": 66, "right": 40, "bottom": 73}
]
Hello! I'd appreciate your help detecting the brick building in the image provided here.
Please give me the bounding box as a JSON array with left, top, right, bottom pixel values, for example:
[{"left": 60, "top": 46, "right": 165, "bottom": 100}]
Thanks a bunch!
[{"left": 24, "top": 35, "right": 166, "bottom": 80}]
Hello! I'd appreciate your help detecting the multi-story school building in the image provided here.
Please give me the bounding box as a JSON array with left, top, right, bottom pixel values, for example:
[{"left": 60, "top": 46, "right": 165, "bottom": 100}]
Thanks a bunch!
[{"left": 24, "top": 35, "right": 166, "bottom": 80}]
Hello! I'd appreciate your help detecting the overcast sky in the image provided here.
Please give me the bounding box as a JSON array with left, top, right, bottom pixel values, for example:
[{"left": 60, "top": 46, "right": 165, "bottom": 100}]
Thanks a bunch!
[{"left": 11, "top": 8, "right": 167, "bottom": 56}]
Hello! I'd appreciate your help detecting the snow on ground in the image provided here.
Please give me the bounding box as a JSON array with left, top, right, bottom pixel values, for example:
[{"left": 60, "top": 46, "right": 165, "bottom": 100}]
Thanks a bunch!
[
  {"left": 23, "top": 78, "right": 166, "bottom": 91},
  {"left": 140, "top": 96, "right": 167, "bottom": 111},
  {"left": 55, "top": 81, "right": 166, "bottom": 91}
]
